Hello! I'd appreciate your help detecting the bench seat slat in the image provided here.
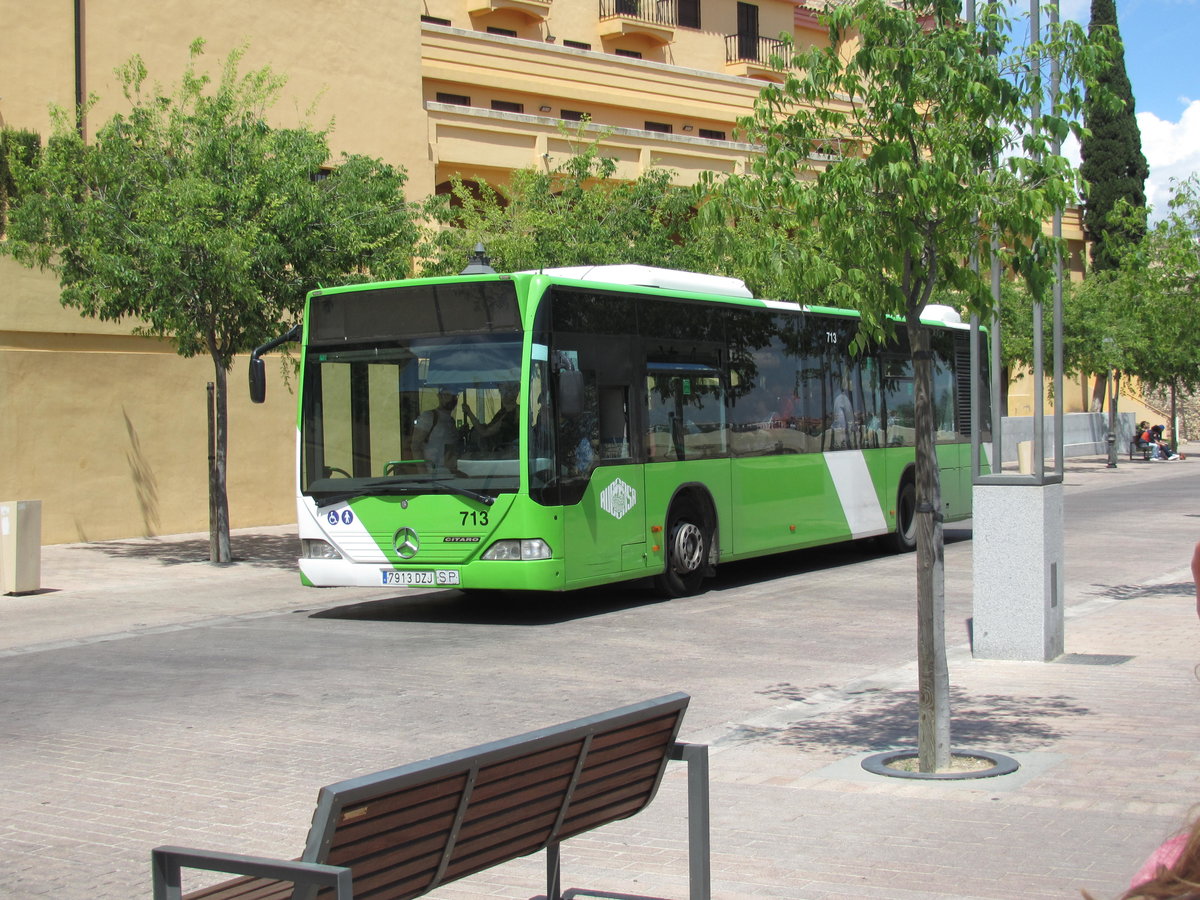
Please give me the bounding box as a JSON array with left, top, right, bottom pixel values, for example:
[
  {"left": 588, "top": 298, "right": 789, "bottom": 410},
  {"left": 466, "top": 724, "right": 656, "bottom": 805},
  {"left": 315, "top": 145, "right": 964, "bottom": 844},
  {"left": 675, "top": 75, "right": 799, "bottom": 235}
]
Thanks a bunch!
[
  {"left": 469, "top": 741, "right": 584, "bottom": 788},
  {"left": 560, "top": 795, "right": 653, "bottom": 842},
  {"left": 317, "top": 853, "right": 442, "bottom": 900},
  {"left": 183, "top": 875, "right": 296, "bottom": 900},
  {"left": 586, "top": 712, "right": 680, "bottom": 750},
  {"left": 336, "top": 773, "right": 468, "bottom": 826},
  {"left": 332, "top": 800, "right": 460, "bottom": 851}
]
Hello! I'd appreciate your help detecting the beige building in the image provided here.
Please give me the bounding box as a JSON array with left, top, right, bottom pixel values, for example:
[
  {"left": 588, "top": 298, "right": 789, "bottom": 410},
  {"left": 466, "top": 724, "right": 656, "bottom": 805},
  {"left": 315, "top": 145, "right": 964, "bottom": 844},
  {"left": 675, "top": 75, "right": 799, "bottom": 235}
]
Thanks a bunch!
[{"left": 1, "top": 0, "right": 1094, "bottom": 545}]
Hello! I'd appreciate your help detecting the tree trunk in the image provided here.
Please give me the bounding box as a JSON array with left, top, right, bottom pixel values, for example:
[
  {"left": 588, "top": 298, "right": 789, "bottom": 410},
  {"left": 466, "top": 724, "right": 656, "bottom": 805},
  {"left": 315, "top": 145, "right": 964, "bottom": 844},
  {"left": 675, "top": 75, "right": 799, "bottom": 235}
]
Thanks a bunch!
[
  {"left": 1170, "top": 379, "right": 1178, "bottom": 450},
  {"left": 909, "top": 320, "right": 950, "bottom": 772},
  {"left": 209, "top": 358, "right": 232, "bottom": 564},
  {"left": 1090, "top": 373, "right": 1107, "bottom": 412}
]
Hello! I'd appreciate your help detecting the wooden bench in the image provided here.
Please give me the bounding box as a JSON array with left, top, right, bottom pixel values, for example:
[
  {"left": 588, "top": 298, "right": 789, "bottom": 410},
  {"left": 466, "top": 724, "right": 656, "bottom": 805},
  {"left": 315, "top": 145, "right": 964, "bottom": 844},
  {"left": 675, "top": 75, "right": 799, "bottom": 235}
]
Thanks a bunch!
[
  {"left": 1130, "top": 437, "right": 1153, "bottom": 460},
  {"left": 152, "top": 692, "right": 710, "bottom": 900}
]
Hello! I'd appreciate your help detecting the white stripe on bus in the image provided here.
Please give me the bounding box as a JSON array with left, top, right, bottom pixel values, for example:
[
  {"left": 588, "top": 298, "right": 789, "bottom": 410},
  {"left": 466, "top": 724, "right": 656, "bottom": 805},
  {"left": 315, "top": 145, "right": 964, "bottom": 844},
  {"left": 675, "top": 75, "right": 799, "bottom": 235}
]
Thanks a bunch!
[{"left": 824, "top": 451, "right": 890, "bottom": 539}]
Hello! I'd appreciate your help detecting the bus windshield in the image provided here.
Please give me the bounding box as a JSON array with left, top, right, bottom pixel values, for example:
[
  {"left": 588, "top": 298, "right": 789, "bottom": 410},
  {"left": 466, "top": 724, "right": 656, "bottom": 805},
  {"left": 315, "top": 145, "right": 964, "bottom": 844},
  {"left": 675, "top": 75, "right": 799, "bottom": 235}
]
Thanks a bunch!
[
  {"left": 299, "top": 280, "right": 526, "bottom": 503},
  {"left": 301, "top": 335, "right": 526, "bottom": 502}
]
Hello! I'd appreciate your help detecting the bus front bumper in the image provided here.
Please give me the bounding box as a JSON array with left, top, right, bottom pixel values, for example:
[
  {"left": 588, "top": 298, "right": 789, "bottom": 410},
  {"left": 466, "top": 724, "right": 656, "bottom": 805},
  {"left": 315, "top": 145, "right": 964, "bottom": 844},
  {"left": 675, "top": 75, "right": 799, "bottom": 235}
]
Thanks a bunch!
[{"left": 299, "top": 557, "right": 565, "bottom": 591}]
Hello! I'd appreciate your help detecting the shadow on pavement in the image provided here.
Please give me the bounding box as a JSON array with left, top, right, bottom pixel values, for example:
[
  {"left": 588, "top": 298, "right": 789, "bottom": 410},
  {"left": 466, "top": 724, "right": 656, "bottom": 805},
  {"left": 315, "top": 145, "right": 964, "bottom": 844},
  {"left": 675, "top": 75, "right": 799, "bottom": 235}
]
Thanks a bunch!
[
  {"left": 77, "top": 532, "right": 298, "bottom": 570},
  {"left": 732, "top": 684, "right": 1089, "bottom": 754},
  {"left": 1097, "top": 581, "right": 1194, "bottom": 600},
  {"left": 712, "top": 526, "right": 973, "bottom": 592},
  {"left": 312, "top": 527, "right": 977, "bottom": 625},
  {"left": 311, "top": 583, "right": 668, "bottom": 626}
]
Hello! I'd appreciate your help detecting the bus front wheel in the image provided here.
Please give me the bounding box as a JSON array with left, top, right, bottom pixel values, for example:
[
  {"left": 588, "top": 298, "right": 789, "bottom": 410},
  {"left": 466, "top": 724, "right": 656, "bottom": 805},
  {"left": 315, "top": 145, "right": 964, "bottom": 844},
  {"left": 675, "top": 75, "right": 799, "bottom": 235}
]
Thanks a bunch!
[
  {"left": 889, "top": 480, "right": 917, "bottom": 553},
  {"left": 655, "top": 501, "right": 710, "bottom": 598}
]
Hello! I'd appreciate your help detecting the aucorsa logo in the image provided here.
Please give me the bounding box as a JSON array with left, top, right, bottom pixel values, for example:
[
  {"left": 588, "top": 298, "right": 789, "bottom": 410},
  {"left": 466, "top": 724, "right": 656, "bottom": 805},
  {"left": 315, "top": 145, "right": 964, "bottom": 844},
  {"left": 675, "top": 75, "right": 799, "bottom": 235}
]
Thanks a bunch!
[{"left": 600, "top": 478, "right": 637, "bottom": 520}]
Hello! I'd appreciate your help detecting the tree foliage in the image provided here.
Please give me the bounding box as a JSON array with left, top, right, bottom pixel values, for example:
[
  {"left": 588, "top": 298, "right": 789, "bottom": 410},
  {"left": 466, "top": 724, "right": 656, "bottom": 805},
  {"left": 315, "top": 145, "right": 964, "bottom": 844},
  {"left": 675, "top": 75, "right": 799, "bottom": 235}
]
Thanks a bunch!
[
  {"left": 708, "top": 0, "right": 1104, "bottom": 771},
  {"left": 420, "top": 134, "right": 711, "bottom": 276},
  {"left": 1109, "top": 179, "right": 1200, "bottom": 393},
  {"left": 2, "top": 40, "right": 420, "bottom": 561},
  {"left": 1080, "top": 0, "right": 1148, "bottom": 272},
  {"left": 0, "top": 127, "right": 40, "bottom": 234}
]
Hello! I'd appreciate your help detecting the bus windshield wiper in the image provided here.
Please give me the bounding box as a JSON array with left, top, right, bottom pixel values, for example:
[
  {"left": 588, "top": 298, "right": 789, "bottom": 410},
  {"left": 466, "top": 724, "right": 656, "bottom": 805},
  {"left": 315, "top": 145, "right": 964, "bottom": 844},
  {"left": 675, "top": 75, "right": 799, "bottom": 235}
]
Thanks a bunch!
[
  {"left": 412, "top": 479, "right": 496, "bottom": 507},
  {"left": 312, "top": 479, "right": 495, "bottom": 509}
]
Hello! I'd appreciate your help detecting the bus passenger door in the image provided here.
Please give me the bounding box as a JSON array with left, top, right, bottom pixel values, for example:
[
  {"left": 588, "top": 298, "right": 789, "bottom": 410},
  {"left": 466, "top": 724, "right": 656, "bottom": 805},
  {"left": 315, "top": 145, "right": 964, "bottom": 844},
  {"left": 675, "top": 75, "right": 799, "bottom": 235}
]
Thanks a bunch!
[{"left": 562, "top": 383, "right": 647, "bottom": 586}]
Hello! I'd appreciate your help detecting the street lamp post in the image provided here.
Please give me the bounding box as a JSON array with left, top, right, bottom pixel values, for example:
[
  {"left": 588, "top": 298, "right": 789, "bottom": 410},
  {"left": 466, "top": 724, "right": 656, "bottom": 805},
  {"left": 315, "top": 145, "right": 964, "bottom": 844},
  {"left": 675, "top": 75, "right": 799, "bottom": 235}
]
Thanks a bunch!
[
  {"left": 1107, "top": 365, "right": 1119, "bottom": 468},
  {"left": 1104, "top": 337, "right": 1118, "bottom": 469}
]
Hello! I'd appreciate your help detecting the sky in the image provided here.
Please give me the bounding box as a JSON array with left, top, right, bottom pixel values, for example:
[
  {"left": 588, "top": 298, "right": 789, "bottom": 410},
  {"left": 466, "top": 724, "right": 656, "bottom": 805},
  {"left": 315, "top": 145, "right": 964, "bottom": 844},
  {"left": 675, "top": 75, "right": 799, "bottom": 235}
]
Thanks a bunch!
[{"left": 1057, "top": 0, "right": 1200, "bottom": 218}]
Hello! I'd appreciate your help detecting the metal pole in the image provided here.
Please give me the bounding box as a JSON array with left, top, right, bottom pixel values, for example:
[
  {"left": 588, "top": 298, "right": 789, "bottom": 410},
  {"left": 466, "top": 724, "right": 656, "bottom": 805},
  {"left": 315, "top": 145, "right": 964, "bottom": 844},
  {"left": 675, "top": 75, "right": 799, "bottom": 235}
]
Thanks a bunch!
[
  {"left": 207, "top": 382, "right": 218, "bottom": 561},
  {"left": 1051, "top": 0, "right": 1065, "bottom": 478},
  {"left": 1107, "top": 368, "right": 1118, "bottom": 468}
]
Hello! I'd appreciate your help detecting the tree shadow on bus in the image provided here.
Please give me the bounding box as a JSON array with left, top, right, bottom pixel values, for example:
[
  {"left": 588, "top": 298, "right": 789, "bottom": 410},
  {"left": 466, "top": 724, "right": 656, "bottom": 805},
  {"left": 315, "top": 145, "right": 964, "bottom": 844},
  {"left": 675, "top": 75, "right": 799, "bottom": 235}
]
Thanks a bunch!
[
  {"left": 712, "top": 525, "right": 973, "bottom": 592},
  {"left": 310, "top": 583, "right": 668, "bottom": 626}
]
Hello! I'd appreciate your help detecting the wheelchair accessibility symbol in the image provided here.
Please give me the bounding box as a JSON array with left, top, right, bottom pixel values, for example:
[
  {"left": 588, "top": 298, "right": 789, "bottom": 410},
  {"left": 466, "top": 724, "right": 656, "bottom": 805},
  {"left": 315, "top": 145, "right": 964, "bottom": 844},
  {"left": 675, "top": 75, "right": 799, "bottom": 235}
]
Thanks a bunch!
[{"left": 327, "top": 509, "right": 354, "bottom": 526}]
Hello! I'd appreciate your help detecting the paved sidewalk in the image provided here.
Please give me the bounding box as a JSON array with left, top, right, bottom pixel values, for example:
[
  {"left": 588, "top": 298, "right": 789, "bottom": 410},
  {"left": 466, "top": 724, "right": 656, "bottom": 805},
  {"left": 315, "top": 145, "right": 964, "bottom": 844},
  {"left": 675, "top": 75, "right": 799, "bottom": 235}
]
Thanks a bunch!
[{"left": 2, "top": 449, "right": 1198, "bottom": 899}]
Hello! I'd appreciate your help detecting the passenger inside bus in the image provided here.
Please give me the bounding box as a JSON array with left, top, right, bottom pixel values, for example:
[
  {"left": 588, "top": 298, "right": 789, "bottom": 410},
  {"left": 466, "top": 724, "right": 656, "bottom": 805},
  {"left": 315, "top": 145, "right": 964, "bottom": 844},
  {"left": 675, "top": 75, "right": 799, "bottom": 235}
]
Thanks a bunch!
[{"left": 412, "top": 387, "right": 464, "bottom": 474}]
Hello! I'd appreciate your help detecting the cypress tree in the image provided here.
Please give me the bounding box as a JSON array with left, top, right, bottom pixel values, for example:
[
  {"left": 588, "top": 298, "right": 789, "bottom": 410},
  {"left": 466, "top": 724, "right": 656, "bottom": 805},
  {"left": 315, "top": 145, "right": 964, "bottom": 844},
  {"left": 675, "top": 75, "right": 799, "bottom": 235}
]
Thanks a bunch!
[{"left": 1080, "top": 0, "right": 1148, "bottom": 271}]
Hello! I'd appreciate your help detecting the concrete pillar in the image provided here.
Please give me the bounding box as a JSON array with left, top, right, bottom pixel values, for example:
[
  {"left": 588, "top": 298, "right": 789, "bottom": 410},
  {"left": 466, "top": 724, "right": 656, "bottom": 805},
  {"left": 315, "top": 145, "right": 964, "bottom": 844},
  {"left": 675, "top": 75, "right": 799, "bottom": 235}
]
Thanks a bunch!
[
  {"left": 1, "top": 499, "right": 42, "bottom": 595},
  {"left": 972, "top": 483, "right": 1064, "bottom": 661}
]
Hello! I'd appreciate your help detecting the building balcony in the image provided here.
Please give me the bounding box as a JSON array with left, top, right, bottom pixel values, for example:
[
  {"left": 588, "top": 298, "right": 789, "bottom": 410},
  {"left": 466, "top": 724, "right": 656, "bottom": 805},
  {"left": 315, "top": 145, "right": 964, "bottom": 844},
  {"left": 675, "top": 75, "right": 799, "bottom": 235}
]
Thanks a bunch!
[
  {"left": 724, "top": 33, "right": 788, "bottom": 81},
  {"left": 597, "top": 0, "right": 677, "bottom": 43},
  {"left": 468, "top": 0, "right": 552, "bottom": 20}
]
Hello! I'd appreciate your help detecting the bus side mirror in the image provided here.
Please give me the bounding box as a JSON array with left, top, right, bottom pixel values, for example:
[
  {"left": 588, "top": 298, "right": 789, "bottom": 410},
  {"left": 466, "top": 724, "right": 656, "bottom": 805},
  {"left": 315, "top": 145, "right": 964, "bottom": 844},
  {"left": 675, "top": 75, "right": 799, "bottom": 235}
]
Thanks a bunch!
[
  {"left": 249, "top": 356, "right": 267, "bottom": 404},
  {"left": 558, "top": 369, "right": 584, "bottom": 418}
]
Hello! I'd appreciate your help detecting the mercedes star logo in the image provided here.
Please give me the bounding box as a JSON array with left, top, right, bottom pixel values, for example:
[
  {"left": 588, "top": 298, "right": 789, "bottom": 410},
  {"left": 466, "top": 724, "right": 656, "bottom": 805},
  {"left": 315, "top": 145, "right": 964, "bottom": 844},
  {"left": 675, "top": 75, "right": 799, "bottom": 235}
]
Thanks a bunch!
[{"left": 393, "top": 527, "right": 420, "bottom": 559}]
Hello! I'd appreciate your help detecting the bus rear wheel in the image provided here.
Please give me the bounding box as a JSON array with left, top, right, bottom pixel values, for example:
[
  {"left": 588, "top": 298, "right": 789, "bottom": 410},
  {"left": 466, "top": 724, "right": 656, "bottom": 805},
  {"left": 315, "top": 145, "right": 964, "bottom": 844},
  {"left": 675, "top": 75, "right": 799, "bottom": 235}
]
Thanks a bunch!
[
  {"left": 889, "top": 480, "right": 917, "bottom": 553},
  {"left": 655, "top": 501, "right": 710, "bottom": 598}
]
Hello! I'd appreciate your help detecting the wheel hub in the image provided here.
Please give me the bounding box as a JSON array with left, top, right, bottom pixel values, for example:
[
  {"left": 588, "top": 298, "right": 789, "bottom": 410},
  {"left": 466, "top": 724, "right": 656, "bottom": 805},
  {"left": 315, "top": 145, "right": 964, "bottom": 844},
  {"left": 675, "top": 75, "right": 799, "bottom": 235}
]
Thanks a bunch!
[{"left": 669, "top": 522, "right": 704, "bottom": 573}]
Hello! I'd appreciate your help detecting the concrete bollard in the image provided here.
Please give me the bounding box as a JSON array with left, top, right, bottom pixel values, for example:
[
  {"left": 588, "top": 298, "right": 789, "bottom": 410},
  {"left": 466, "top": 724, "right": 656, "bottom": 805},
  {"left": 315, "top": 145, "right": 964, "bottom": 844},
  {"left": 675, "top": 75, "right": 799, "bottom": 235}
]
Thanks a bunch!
[{"left": 1, "top": 500, "right": 42, "bottom": 595}]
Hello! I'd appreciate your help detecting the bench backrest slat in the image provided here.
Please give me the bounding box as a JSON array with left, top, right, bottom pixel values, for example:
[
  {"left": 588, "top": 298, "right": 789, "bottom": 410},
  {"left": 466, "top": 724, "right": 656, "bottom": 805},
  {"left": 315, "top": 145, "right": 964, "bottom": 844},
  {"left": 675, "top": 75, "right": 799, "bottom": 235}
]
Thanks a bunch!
[{"left": 298, "top": 692, "right": 689, "bottom": 900}]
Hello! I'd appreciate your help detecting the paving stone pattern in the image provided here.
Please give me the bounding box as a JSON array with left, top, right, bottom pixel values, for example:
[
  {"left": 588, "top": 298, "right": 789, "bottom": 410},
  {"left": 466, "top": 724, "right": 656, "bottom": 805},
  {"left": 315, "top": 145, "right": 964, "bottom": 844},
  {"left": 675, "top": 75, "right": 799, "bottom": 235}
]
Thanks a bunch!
[{"left": 1, "top": 452, "right": 1198, "bottom": 899}]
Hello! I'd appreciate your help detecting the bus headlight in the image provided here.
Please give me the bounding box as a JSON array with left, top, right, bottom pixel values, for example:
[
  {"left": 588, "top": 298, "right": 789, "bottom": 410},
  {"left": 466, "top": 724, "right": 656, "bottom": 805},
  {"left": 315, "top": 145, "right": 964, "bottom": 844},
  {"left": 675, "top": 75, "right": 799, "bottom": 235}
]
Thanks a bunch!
[
  {"left": 482, "top": 539, "right": 552, "bottom": 561},
  {"left": 302, "top": 539, "right": 343, "bottom": 560}
]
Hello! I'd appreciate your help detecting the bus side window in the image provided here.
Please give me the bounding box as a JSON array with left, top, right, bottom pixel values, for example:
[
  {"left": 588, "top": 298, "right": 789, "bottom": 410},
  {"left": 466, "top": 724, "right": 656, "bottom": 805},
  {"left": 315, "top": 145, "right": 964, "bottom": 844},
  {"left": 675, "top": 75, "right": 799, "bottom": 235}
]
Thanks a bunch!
[
  {"left": 559, "top": 372, "right": 599, "bottom": 478},
  {"left": 598, "top": 386, "right": 630, "bottom": 459}
]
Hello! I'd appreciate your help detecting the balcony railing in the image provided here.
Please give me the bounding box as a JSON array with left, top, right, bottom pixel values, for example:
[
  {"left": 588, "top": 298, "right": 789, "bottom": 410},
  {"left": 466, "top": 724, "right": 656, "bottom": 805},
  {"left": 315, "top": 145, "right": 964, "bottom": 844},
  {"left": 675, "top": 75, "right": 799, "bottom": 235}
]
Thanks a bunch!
[
  {"left": 724, "top": 33, "right": 787, "bottom": 65},
  {"left": 599, "top": 0, "right": 678, "bottom": 27}
]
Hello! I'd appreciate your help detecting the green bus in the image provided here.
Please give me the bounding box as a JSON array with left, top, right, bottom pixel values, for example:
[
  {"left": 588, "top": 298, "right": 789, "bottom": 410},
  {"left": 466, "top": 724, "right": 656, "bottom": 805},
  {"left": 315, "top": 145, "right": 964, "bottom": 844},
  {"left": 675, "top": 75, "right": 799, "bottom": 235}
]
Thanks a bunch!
[{"left": 251, "top": 265, "right": 987, "bottom": 596}]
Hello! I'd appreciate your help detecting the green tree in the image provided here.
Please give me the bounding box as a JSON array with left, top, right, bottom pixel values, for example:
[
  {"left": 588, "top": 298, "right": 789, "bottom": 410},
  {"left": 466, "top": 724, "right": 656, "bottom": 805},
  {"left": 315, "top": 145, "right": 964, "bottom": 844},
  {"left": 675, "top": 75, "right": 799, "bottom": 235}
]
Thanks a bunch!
[
  {"left": 1109, "top": 179, "right": 1200, "bottom": 440},
  {"left": 421, "top": 136, "right": 709, "bottom": 275},
  {"left": 0, "top": 127, "right": 40, "bottom": 234},
  {"left": 1080, "top": 0, "right": 1148, "bottom": 273},
  {"left": 710, "top": 0, "right": 1101, "bottom": 771},
  {"left": 2, "top": 41, "right": 419, "bottom": 562}
]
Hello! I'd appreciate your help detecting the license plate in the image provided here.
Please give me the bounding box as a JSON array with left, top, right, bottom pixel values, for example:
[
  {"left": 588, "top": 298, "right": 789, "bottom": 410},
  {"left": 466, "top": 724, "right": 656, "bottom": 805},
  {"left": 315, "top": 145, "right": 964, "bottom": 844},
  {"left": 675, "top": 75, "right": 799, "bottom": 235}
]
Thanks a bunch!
[{"left": 380, "top": 569, "right": 460, "bottom": 586}]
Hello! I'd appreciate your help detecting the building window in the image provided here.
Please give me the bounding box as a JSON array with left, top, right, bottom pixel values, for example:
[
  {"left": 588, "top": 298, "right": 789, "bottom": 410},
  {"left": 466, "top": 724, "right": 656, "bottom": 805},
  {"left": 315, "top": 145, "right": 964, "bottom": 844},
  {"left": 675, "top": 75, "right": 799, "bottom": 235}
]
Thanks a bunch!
[
  {"left": 421, "top": 14, "right": 451, "bottom": 25},
  {"left": 436, "top": 92, "right": 471, "bottom": 106},
  {"left": 561, "top": 109, "right": 589, "bottom": 122},
  {"left": 491, "top": 100, "right": 525, "bottom": 114},
  {"left": 678, "top": 0, "right": 701, "bottom": 28},
  {"left": 564, "top": 39, "right": 592, "bottom": 50},
  {"left": 644, "top": 121, "right": 672, "bottom": 134},
  {"left": 615, "top": 48, "right": 643, "bottom": 59},
  {"left": 486, "top": 26, "right": 518, "bottom": 37},
  {"left": 699, "top": 128, "right": 726, "bottom": 140}
]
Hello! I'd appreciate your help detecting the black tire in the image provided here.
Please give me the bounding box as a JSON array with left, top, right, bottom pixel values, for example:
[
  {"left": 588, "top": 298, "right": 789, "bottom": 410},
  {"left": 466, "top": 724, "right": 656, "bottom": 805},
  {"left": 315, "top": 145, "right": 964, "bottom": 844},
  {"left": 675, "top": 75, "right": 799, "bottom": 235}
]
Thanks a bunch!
[
  {"left": 654, "top": 499, "right": 711, "bottom": 598},
  {"left": 889, "top": 479, "right": 917, "bottom": 553}
]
